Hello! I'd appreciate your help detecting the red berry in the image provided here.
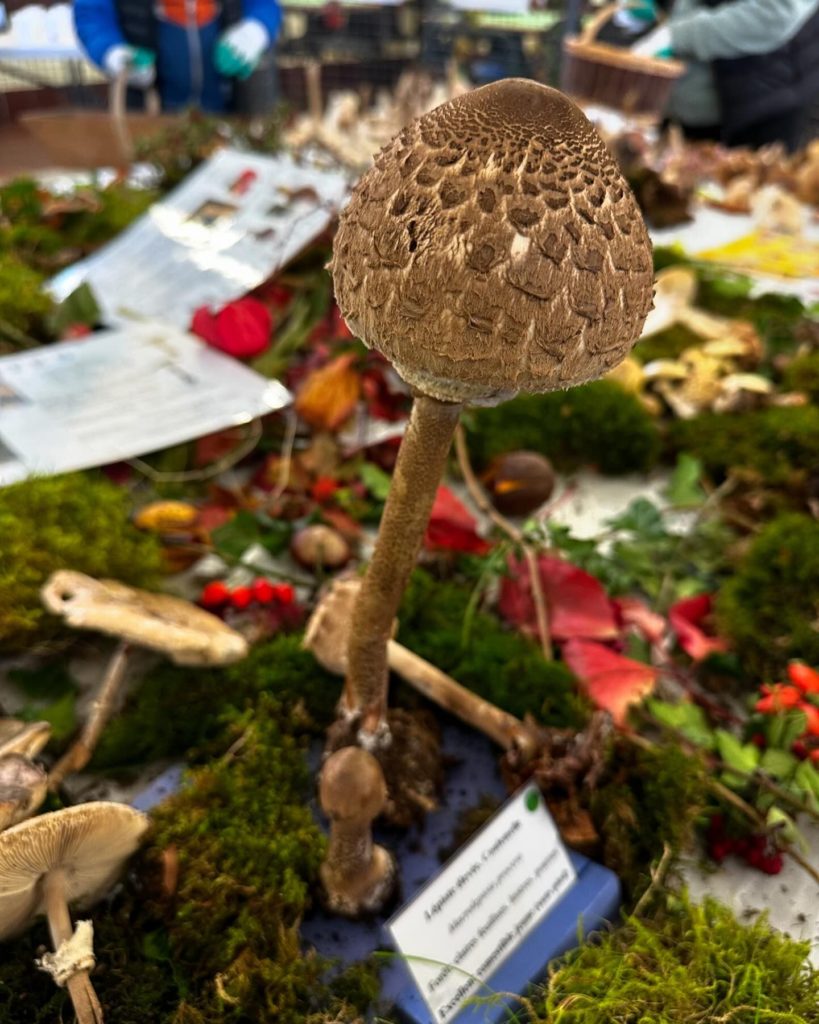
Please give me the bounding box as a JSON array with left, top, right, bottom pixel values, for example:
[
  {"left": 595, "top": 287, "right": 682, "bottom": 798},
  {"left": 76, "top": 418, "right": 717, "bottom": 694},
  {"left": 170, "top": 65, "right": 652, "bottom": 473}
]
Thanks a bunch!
[
  {"left": 201, "top": 581, "right": 230, "bottom": 608},
  {"left": 793, "top": 740, "right": 809, "bottom": 759},
  {"left": 311, "top": 477, "right": 340, "bottom": 503},
  {"left": 252, "top": 579, "right": 276, "bottom": 605},
  {"left": 230, "top": 586, "right": 253, "bottom": 610},
  {"left": 759, "top": 853, "right": 784, "bottom": 875},
  {"left": 709, "top": 839, "right": 733, "bottom": 863},
  {"left": 810, "top": 749, "right": 819, "bottom": 765},
  {"left": 273, "top": 584, "right": 295, "bottom": 605}
]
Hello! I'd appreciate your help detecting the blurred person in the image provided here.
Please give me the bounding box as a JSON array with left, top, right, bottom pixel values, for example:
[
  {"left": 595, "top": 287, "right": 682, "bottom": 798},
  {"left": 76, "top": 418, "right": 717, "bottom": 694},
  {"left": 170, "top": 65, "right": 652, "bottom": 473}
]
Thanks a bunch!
[
  {"left": 73, "top": 0, "right": 281, "bottom": 113},
  {"left": 634, "top": 0, "right": 819, "bottom": 150}
]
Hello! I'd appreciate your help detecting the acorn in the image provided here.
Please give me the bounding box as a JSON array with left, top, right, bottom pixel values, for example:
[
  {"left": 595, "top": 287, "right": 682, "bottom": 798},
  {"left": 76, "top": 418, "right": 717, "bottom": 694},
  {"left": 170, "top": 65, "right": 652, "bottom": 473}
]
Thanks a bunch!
[
  {"left": 481, "top": 451, "right": 556, "bottom": 517},
  {"left": 291, "top": 524, "right": 351, "bottom": 570}
]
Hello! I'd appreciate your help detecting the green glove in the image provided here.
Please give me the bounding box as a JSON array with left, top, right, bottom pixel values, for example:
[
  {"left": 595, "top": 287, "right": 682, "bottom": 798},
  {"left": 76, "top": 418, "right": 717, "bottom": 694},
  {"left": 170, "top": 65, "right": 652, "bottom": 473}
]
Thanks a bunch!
[
  {"left": 625, "top": 0, "right": 658, "bottom": 20},
  {"left": 214, "top": 19, "right": 269, "bottom": 80}
]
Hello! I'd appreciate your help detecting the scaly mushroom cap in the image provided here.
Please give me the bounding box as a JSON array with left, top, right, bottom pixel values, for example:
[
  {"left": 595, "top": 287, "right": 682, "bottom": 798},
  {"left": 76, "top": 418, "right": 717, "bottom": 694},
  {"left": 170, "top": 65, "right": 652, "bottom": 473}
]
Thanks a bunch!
[
  {"left": 320, "top": 747, "right": 387, "bottom": 822},
  {"left": 41, "top": 571, "right": 248, "bottom": 667},
  {"left": 0, "top": 802, "right": 148, "bottom": 940},
  {"left": 331, "top": 78, "right": 654, "bottom": 405}
]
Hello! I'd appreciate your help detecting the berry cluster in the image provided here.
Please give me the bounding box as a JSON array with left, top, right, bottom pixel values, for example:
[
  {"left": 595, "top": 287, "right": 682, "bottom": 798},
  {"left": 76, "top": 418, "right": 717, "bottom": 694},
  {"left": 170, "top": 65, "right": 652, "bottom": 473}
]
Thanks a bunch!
[
  {"left": 201, "top": 579, "right": 295, "bottom": 611},
  {"left": 707, "top": 814, "right": 784, "bottom": 875}
]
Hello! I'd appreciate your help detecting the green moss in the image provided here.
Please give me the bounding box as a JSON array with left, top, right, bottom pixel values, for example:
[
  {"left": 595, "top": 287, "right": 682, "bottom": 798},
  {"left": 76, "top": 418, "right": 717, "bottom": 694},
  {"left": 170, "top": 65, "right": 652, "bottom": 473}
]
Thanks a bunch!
[
  {"left": 398, "top": 569, "right": 588, "bottom": 728},
  {"left": 633, "top": 321, "right": 703, "bottom": 364},
  {"left": 591, "top": 742, "right": 707, "bottom": 901},
  {"left": 717, "top": 514, "right": 819, "bottom": 678},
  {"left": 531, "top": 893, "right": 819, "bottom": 1023},
  {"left": 466, "top": 381, "right": 660, "bottom": 475},
  {"left": 783, "top": 351, "right": 819, "bottom": 400},
  {"left": 0, "top": 473, "right": 162, "bottom": 652},
  {"left": 667, "top": 405, "right": 819, "bottom": 491},
  {"left": 91, "top": 633, "right": 339, "bottom": 770},
  {"left": 0, "top": 252, "right": 52, "bottom": 340}
]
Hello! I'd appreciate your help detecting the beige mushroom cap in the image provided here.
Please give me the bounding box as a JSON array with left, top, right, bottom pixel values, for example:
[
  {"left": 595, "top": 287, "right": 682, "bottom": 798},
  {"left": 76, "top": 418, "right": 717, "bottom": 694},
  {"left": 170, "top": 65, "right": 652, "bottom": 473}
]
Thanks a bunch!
[
  {"left": 0, "top": 802, "right": 148, "bottom": 941},
  {"left": 0, "top": 755, "right": 47, "bottom": 832},
  {"left": 320, "top": 747, "right": 387, "bottom": 822},
  {"left": 331, "top": 78, "right": 654, "bottom": 405},
  {"left": 0, "top": 719, "right": 52, "bottom": 760},
  {"left": 41, "top": 571, "right": 248, "bottom": 667}
]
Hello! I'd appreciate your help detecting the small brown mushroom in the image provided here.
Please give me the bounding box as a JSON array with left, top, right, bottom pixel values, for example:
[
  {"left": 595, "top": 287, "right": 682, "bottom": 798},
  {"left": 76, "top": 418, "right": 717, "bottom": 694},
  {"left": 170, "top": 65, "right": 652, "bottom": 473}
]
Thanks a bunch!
[
  {"left": 330, "top": 79, "right": 653, "bottom": 748},
  {"left": 0, "top": 802, "right": 148, "bottom": 1024},
  {"left": 481, "top": 451, "right": 556, "bottom": 517},
  {"left": 0, "top": 719, "right": 52, "bottom": 760},
  {"left": 41, "top": 571, "right": 248, "bottom": 788},
  {"left": 290, "top": 524, "right": 351, "bottom": 570},
  {"left": 0, "top": 755, "right": 47, "bottom": 831},
  {"left": 305, "top": 578, "right": 540, "bottom": 759},
  {"left": 319, "top": 746, "right": 395, "bottom": 916}
]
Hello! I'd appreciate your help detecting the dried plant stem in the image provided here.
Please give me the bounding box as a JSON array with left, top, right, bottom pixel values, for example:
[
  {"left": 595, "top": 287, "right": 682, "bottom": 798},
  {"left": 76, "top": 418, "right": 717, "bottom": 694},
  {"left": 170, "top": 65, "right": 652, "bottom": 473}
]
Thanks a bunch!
[
  {"left": 454, "top": 424, "right": 553, "bottom": 661},
  {"left": 345, "top": 394, "right": 462, "bottom": 739},
  {"left": 49, "top": 642, "right": 130, "bottom": 791},
  {"left": 633, "top": 842, "right": 673, "bottom": 918}
]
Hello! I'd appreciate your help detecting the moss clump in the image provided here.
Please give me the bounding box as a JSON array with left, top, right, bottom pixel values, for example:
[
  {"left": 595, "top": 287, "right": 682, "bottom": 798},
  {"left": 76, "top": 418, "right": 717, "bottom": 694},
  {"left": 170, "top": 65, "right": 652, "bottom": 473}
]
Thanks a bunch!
[
  {"left": 783, "top": 350, "right": 819, "bottom": 401},
  {"left": 633, "top": 321, "right": 703, "bottom": 364},
  {"left": 466, "top": 381, "right": 660, "bottom": 475},
  {"left": 667, "top": 405, "right": 819, "bottom": 491},
  {"left": 91, "top": 632, "right": 339, "bottom": 770},
  {"left": 531, "top": 893, "right": 819, "bottom": 1023},
  {"left": 717, "top": 514, "right": 819, "bottom": 678},
  {"left": 398, "top": 570, "right": 588, "bottom": 728},
  {"left": 0, "top": 472, "right": 162, "bottom": 651},
  {"left": 591, "top": 741, "right": 707, "bottom": 901},
  {"left": 0, "top": 252, "right": 52, "bottom": 340}
]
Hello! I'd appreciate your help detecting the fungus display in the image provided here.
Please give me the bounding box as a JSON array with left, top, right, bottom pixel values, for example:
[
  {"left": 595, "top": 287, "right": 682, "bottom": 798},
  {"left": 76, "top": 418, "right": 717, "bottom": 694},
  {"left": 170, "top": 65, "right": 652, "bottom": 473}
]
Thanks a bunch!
[
  {"left": 319, "top": 746, "right": 395, "bottom": 916},
  {"left": 0, "top": 802, "right": 148, "bottom": 1024},
  {"left": 329, "top": 79, "right": 652, "bottom": 769},
  {"left": 41, "top": 570, "right": 248, "bottom": 787}
]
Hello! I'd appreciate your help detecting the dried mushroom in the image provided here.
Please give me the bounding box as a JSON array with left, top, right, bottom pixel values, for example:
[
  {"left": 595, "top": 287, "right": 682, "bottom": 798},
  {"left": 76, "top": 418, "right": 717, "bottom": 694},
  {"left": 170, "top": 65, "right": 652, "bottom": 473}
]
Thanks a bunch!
[{"left": 0, "top": 755, "right": 47, "bottom": 831}]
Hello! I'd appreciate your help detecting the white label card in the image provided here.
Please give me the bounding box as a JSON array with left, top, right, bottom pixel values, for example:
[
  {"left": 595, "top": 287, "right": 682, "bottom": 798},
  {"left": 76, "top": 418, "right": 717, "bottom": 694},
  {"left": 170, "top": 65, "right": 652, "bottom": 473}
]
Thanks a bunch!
[{"left": 388, "top": 785, "right": 576, "bottom": 1024}]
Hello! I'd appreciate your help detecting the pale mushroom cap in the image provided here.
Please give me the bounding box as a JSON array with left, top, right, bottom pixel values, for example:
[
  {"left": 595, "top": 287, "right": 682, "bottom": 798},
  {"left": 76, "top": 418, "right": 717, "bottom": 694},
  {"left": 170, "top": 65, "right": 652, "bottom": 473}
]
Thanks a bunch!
[
  {"left": 331, "top": 78, "right": 654, "bottom": 405},
  {"left": 41, "top": 571, "right": 248, "bottom": 667},
  {"left": 0, "top": 802, "right": 148, "bottom": 940},
  {"left": 0, "top": 719, "right": 52, "bottom": 760},
  {"left": 320, "top": 747, "right": 387, "bottom": 822},
  {"left": 0, "top": 755, "right": 47, "bottom": 832}
]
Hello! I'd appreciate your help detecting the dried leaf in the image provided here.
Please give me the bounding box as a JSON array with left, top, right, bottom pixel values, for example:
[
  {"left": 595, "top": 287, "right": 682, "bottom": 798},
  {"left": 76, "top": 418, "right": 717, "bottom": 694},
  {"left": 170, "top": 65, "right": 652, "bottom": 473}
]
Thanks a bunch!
[
  {"left": 669, "top": 593, "right": 728, "bottom": 661},
  {"left": 295, "top": 353, "right": 361, "bottom": 432}
]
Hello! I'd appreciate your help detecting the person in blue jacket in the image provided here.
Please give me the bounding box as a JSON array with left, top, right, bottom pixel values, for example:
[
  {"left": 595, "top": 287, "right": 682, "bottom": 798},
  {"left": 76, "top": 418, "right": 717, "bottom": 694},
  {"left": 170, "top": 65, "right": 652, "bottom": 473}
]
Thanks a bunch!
[{"left": 73, "top": 0, "right": 282, "bottom": 113}]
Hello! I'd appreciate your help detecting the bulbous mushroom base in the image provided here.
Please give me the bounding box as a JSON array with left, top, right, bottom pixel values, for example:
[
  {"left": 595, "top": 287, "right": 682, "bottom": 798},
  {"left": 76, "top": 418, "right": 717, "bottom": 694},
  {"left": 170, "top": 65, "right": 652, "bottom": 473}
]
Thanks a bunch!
[{"left": 320, "top": 845, "right": 397, "bottom": 918}]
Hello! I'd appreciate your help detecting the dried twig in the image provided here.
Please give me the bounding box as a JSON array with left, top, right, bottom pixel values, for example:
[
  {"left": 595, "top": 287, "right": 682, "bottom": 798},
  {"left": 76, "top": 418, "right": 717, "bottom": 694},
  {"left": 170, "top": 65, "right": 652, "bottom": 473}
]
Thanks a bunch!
[
  {"left": 454, "top": 424, "right": 553, "bottom": 660},
  {"left": 128, "top": 419, "right": 263, "bottom": 484},
  {"left": 48, "top": 641, "right": 130, "bottom": 790},
  {"left": 632, "top": 842, "right": 673, "bottom": 918}
]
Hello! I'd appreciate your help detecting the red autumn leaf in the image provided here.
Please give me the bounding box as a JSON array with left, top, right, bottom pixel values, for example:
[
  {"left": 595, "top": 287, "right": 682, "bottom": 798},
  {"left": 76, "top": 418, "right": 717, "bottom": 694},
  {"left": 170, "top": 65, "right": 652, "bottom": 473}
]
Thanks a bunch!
[
  {"left": 295, "top": 353, "right": 361, "bottom": 432},
  {"left": 195, "top": 427, "right": 245, "bottom": 467},
  {"left": 562, "top": 638, "right": 658, "bottom": 725},
  {"left": 498, "top": 556, "right": 618, "bottom": 642},
  {"left": 755, "top": 684, "right": 803, "bottom": 715},
  {"left": 669, "top": 594, "right": 728, "bottom": 662},
  {"left": 614, "top": 596, "right": 667, "bottom": 645},
  {"left": 191, "top": 297, "right": 272, "bottom": 359},
  {"left": 424, "top": 486, "right": 491, "bottom": 555},
  {"left": 788, "top": 663, "right": 819, "bottom": 695},
  {"left": 196, "top": 504, "right": 236, "bottom": 535}
]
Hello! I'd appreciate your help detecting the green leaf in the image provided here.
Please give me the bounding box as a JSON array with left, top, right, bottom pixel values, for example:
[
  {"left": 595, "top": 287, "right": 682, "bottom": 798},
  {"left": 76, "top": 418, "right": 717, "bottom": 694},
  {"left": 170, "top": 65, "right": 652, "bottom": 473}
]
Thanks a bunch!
[
  {"left": 211, "top": 509, "right": 291, "bottom": 561},
  {"left": 794, "top": 760, "right": 819, "bottom": 801},
  {"left": 49, "top": 282, "right": 100, "bottom": 334},
  {"left": 665, "top": 454, "right": 707, "bottom": 508},
  {"left": 716, "top": 729, "right": 760, "bottom": 780},
  {"left": 759, "top": 748, "right": 798, "bottom": 782},
  {"left": 767, "top": 709, "right": 808, "bottom": 752},
  {"left": 20, "top": 691, "right": 76, "bottom": 744},
  {"left": 359, "top": 461, "right": 392, "bottom": 502},
  {"left": 607, "top": 498, "right": 667, "bottom": 540},
  {"left": 9, "top": 663, "right": 76, "bottom": 700},
  {"left": 649, "top": 699, "right": 716, "bottom": 750},
  {"left": 767, "top": 805, "right": 808, "bottom": 852}
]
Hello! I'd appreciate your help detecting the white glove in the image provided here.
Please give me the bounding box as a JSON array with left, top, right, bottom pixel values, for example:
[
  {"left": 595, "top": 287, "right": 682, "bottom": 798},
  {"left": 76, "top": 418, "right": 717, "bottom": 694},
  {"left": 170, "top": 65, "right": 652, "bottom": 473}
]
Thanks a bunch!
[
  {"left": 630, "top": 24, "right": 673, "bottom": 58},
  {"left": 103, "top": 44, "right": 156, "bottom": 87},
  {"left": 215, "top": 19, "right": 269, "bottom": 79}
]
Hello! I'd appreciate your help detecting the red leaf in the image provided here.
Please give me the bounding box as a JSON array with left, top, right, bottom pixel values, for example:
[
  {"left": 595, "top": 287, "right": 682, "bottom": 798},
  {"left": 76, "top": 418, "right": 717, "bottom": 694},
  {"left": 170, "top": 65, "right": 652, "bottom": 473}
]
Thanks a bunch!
[
  {"left": 755, "top": 684, "right": 803, "bottom": 714},
  {"left": 498, "top": 556, "right": 618, "bottom": 642},
  {"left": 669, "top": 594, "right": 728, "bottom": 662},
  {"left": 614, "top": 596, "right": 667, "bottom": 645},
  {"left": 190, "top": 297, "right": 272, "bottom": 359},
  {"left": 424, "top": 486, "right": 491, "bottom": 555},
  {"left": 788, "top": 663, "right": 819, "bottom": 695},
  {"left": 562, "top": 638, "right": 657, "bottom": 725}
]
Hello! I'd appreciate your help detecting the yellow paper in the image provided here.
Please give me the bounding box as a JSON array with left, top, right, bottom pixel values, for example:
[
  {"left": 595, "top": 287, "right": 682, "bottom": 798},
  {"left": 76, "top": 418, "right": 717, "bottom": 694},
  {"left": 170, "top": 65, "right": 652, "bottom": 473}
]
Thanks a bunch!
[{"left": 697, "top": 231, "right": 819, "bottom": 279}]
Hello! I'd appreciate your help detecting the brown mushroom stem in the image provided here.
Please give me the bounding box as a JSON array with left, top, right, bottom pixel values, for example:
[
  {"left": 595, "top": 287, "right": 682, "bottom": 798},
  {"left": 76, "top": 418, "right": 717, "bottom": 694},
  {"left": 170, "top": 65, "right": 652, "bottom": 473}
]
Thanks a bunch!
[
  {"left": 345, "top": 394, "right": 462, "bottom": 739},
  {"left": 386, "top": 641, "right": 539, "bottom": 760},
  {"left": 43, "top": 869, "right": 104, "bottom": 1024},
  {"left": 49, "top": 642, "right": 130, "bottom": 792}
]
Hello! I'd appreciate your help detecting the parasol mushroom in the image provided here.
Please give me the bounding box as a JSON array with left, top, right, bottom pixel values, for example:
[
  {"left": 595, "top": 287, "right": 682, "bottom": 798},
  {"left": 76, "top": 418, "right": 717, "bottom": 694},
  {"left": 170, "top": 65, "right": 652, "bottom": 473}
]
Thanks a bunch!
[
  {"left": 305, "top": 578, "right": 541, "bottom": 759},
  {"left": 41, "top": 570, "right": 248, "bottom": 788},
  {"left": 0, "top": 802, "right": 148, "bottom": 1024},
  {"left": 319, "top": 746, "right": 395, "bottom": 916},
  {"left": 329, "top": 78, "right": 653, "bottom": 754},
  {"left": 0, "top": 755, "right": 47, "bottom": 831}
]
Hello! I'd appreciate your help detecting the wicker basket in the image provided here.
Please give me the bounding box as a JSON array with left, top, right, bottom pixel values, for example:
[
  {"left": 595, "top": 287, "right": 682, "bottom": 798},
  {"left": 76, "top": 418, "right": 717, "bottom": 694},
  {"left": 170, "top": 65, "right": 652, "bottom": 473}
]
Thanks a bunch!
[
  {"left": 19, "top": 73, "right": 172, "bottom": 170},
  {"left": 561, "top": 3, "right": 686, "bottom": 118}
]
